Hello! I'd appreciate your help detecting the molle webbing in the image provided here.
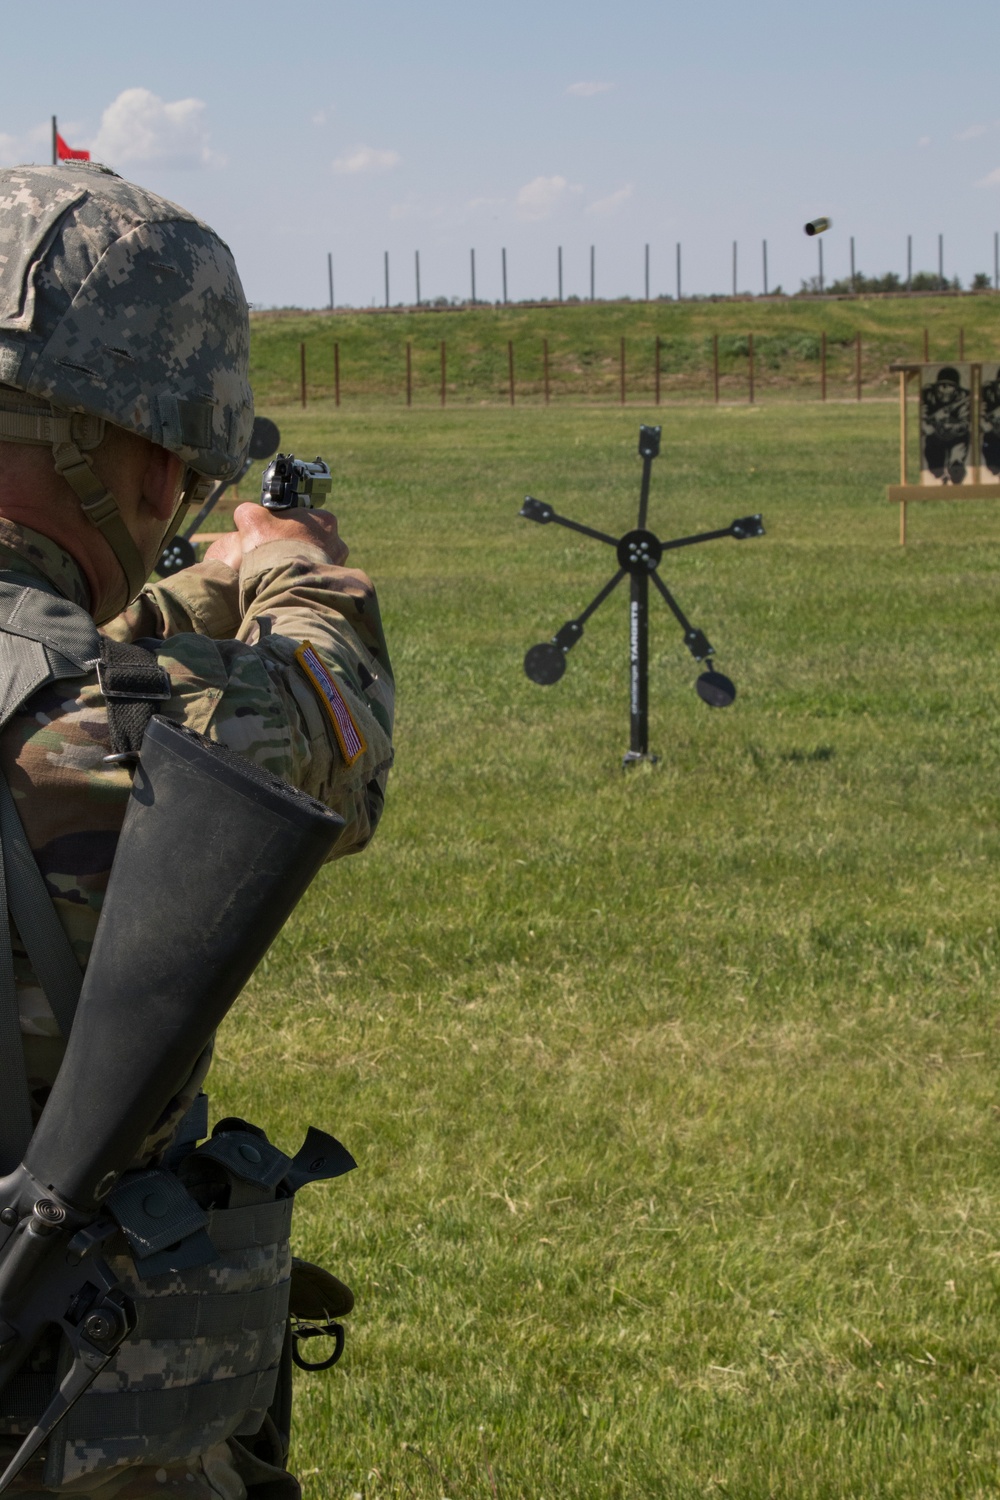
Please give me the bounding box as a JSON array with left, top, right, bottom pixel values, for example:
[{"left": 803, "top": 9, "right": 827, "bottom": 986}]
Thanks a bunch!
[
  {"left": 59, "top": 1369, "right": 280, "bottom": 1444},
  {"left": 132, "top": 1282, "right": 288, "bottom": 1342}
]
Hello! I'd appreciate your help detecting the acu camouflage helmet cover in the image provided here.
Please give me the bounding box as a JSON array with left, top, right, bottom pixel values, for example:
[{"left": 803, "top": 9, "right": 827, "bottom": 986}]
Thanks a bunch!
[{"left": 0, "top": 163, "right": 252, "bottom": 480}]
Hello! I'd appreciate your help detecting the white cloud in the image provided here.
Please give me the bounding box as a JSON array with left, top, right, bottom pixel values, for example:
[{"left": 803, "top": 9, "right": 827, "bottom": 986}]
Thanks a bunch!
[
  {"left": 516, "top": 174, "right": 579, "bottom": 220},
  {"left": 92, "top": 88, "right": 220, "bottom": 169},
  {"left": 566, "top": 81, "right": 613, "bottom": 97},
  {"left": 918, "top": 135, "right": 931, "bottom": 147},
  {"left": 389, "top": 194, "right": 443, "bottom": 221},
  {"left": 586, "top": 184, "right": 633, "bottom": 216},
  {"left": 333, "top": 145, "right": 400, "bottom": 175},
  {"left": 977, "top": 166, "right": 1000, "bottom": 186},
  {"left": 468, "top": 195, "right": 505, "bottom": 214},
  {"left": 956, "top": 122, "right": 989, "bottom": 140}
]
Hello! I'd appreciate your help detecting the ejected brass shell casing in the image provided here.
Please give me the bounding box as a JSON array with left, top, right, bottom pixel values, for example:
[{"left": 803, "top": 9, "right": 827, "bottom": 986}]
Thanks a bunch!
[{"left": 804, "top": 217, "right": 832, "bottom": 236}]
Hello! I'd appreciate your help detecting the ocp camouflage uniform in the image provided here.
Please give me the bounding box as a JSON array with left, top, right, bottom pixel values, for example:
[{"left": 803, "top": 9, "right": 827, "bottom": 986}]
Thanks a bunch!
[{"left": 0, "top": 520, "right": 393, "bottom": 1500}]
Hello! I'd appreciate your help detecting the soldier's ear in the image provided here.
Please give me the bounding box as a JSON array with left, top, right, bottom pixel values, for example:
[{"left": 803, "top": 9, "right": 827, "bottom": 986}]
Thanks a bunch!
[{"left": 143, "top": 445, "right": 186, "bottom": 522}]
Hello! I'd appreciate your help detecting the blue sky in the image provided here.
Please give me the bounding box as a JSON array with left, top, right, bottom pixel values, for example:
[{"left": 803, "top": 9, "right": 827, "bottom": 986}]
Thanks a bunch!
[{"left": 2, "top": 0, "right": 999, "bottom": 307}]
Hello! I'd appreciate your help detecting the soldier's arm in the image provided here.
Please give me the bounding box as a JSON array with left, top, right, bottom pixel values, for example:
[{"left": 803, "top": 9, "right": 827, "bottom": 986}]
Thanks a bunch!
[
  {"left": 231, "top": 538, "right": 394, "bottom": 852},
  {"left": 102, "top": 559, "right": 242, "bottom": 643},
  {"left": 151, "top": 507, "right": 393, "bottom": 858}
]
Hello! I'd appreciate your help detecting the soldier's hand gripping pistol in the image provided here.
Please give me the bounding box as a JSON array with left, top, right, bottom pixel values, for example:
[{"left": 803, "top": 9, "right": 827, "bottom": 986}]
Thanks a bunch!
[{"left": 0, "top": 719, "right": 343, "bottom": 1492}]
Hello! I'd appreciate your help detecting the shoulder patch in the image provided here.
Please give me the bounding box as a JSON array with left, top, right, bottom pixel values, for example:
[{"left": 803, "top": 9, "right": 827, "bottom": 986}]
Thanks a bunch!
[{"left": 294, "top": 641, "right": 366, "bottom": 766}]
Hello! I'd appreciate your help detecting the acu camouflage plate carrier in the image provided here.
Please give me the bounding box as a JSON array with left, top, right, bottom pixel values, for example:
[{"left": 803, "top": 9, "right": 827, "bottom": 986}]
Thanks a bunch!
[{"left": 0, "top": 578, "right": 356, "bottom": 1490}]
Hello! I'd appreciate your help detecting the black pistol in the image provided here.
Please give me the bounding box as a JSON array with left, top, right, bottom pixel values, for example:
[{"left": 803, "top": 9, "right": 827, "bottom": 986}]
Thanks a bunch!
[{"left": 260, "top": 454, "right": 332, "bottom": 512}]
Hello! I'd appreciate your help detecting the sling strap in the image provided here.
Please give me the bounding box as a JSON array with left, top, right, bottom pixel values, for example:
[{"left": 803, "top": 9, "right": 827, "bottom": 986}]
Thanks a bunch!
[
  {"left": 0, "top": 827, "right": 30, "bottom": 1174},
  {"left": 0, "top": 774, "right": 81, "bottom": 1038},
  {"left": 97, "top": 636, "right": 171, "bottom": 759},
  {"left": 0, "top": 573, "right": 169, "bottom": 1168}
]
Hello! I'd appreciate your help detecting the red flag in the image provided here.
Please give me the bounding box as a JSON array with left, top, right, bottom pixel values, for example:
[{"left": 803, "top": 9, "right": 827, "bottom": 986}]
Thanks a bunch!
[{"left": 55, "top": 132, "right": 89, "bottom": 162}]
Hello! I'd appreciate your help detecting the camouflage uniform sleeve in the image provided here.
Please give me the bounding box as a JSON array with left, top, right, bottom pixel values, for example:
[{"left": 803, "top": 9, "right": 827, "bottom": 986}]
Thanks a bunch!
[
  {"left": 102, "top": 560, "right": 242, "bottom": 643},
  {"left": 156, "top": 539, "right": 394, "bottom": 860}
]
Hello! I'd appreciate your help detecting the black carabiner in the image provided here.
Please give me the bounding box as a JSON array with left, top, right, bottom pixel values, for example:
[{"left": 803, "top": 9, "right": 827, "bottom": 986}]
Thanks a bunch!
[{"left": 291, "top": 1320, "right": 346, "bottom": 1371}]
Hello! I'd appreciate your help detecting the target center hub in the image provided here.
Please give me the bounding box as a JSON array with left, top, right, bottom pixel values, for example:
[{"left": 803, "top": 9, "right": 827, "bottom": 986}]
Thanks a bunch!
[{"left": 617, "top": 529, "right": 662, "bottom": 574}]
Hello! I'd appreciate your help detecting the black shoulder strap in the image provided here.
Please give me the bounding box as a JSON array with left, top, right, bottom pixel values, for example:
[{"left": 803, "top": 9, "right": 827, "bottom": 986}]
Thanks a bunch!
[
  {"left": 98, "top": 637, "right": 171, "bottom": 761},
  {"left": 0, "top": 598, "right": 169, "bottom": 1169}
]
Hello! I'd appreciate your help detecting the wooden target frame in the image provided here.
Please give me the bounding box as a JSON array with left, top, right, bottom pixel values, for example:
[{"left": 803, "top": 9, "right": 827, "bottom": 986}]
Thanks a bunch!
[{"left": 888, "top": 360, "right": 1000, "bottom": 544}]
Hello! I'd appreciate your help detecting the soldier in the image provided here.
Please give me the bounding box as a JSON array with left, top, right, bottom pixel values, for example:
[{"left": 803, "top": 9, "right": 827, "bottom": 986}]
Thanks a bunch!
[
  {"left": 921, "top": 365, "right": 971, "bottom": 484},
  {"left": 0, "top": 162, "right": 394, "bottom": 1499},
  {"left": 980, "top": 367, "right": 1000, "bottom": 477}
]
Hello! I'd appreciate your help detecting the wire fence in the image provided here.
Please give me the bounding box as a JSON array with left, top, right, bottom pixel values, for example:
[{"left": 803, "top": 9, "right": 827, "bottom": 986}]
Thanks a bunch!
[{"left": 272, "top": 326, "right": 977, "bottom": 410}]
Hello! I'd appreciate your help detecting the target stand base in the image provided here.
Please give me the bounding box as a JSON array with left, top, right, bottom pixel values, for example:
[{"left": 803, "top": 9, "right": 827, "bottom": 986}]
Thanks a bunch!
[{"left": 622, "top": 750, "right": 660, "bottom": 770}]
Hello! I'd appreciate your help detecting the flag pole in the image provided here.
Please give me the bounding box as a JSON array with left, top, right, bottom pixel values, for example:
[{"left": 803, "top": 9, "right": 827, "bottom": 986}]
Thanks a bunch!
[{"left": 51, "top": 116, "right": 57, "bottom": 166}]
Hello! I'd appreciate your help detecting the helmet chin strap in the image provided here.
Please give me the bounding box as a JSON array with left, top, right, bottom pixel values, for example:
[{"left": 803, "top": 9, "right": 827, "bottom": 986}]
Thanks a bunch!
[
  {"left": 52, "top": 437, "right": 148, "bottom": 609},
  {"left": 0, "top": 391, "right": 209, "bottom": 621}
]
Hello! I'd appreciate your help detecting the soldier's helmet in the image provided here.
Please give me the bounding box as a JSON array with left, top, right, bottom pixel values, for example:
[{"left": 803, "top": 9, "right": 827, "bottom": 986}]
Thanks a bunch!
[
  {"left": 0, "top": 162, "right": 252, "bottom": 607},
  {"left": 936, "top": 367, "right": 962, "bottom": 387}
]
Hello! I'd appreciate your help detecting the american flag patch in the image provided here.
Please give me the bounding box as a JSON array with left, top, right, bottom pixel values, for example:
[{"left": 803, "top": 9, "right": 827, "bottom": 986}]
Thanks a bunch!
[{"left": 295, "top": 642, "right": 367, "bottom": 767}]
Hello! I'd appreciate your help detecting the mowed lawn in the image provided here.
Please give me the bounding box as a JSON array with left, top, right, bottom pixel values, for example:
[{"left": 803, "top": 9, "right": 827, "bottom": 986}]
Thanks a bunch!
[{"left": 209, "top": 399, "right": 1000, "bottom": 1499}]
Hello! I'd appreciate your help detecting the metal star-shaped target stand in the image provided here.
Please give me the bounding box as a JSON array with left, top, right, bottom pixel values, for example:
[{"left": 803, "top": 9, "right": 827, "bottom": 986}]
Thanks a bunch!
[{"left": 520, "top": 425, "right": 764, "bottom": 768}]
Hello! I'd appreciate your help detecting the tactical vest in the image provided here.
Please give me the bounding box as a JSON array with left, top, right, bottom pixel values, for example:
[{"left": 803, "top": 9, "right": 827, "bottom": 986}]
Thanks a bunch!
[{"left": 0, "top": 570, "right": 352, "bottom": 1488}]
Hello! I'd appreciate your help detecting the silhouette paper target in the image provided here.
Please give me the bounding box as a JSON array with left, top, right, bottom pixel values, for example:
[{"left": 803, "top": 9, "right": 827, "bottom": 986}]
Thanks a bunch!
[{"left": 520, "top": 425, "right": 764, "bottom": 766}]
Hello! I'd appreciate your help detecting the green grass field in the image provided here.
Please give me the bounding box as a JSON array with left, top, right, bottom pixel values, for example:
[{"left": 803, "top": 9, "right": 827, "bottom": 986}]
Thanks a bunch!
[
  {"left": 248, "top": 293, "right": 1000, "bottom": 410},
  {"left": 211, "top": 396, "right": 1000, "bottom": 1498}
]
